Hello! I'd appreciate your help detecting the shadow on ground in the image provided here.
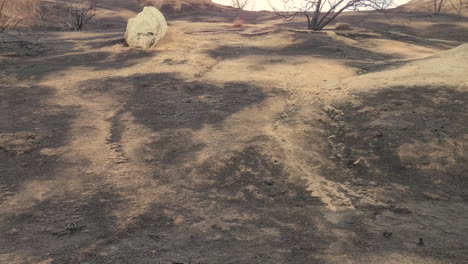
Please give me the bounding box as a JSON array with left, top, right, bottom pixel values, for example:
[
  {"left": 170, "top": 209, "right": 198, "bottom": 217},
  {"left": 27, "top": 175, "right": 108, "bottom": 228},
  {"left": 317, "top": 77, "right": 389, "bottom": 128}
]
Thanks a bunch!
[
  {"left": 322, "top": 85, "right": 468, "bottom": 201},
  {"left": 0, "top": 84, "right": 76, "bottom": 190},
  {"left": 0, "top": 84, "right": 83, "bottom": 262},
  {"left": 1, "top": 74, "right": 467, "bottom": 263},
  {"left": 17, "top": 49, "right": 154, "bottom": 81},
  {"left": 207, "top": 32, "right": 396, "bottom": 62},
  {"left": 69, "top": 145, "right": 332, "bottom": 264}
]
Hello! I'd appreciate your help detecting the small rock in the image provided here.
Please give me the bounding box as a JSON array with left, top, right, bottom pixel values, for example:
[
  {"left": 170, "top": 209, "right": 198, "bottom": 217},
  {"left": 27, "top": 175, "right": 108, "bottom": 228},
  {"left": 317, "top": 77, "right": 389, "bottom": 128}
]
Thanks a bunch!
[
  {"left": 418, "top": 237, "right": 424, "bottom": 246},
  {"left": 353, "top": 178, "right": 367, "bottom": 186},
  {"left": 324, "top": 105, "right": 344, "bottom": 120},
  {"left": 334, "top": 23, "right": 351, "bottom": 30},
  {"left": 390, "top": 206, "right": 412, "bottom": 214},
  {"left": 7, "top": 228, "right": 18, "bottom": 235},
  {"left": 371, "top": 131, "right": 383, "bottom": 138},
  {"left": 368, "top": 181, "right": 377, "bottom": 186},
  {"left": 264, "top": 180, "right": 274, "bottom": 186}
]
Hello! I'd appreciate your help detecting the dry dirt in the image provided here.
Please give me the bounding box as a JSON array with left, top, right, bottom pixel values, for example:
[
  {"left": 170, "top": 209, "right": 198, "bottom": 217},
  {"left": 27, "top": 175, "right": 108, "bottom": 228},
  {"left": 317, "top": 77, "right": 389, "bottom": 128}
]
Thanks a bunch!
[{"left": 1, "top": 2, "right": 468, "bottom": 264}]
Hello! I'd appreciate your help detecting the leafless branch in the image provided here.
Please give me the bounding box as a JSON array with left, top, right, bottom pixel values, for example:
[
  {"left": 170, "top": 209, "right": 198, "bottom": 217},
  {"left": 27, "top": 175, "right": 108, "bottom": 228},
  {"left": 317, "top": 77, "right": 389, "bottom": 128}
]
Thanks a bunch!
[
  {"left": 231, "top": 0, "right": 254, "bottom": 10},
  {"left": 448, "top": 0, "right": 467, "bottom": 18},
  {"left": 269, "top": 0, "right": 396, "bottom": 30},
  {"left": 60, "top": 0, "right": 98, "bottom": 31}
]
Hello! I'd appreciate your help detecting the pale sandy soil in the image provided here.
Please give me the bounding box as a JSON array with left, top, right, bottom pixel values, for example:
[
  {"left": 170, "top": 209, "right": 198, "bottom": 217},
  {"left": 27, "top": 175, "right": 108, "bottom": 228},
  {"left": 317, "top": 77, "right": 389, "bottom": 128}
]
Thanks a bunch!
[{"left": 0, "top": 2, "right": 467, "bottom": 264}]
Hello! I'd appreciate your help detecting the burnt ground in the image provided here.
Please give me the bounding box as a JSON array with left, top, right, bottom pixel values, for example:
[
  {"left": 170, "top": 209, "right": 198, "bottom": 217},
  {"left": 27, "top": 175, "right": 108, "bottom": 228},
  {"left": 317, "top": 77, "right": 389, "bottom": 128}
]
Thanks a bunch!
[{"left": 0, "top": 4, "right": 468, "bottom": 264}]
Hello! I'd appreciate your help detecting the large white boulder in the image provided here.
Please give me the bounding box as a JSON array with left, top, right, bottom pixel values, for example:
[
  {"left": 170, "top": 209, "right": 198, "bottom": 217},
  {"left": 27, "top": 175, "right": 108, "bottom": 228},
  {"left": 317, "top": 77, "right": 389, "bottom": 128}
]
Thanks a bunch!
[{"left": 124, "top": 7, "right": 168, "bottom": 49}]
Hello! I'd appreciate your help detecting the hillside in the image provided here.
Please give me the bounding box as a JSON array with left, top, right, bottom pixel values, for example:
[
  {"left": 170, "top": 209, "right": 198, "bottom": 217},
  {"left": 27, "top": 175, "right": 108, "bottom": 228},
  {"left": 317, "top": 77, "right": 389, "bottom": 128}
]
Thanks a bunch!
[{"left": 398, "top": 0, "right": 468, "bottom": 15}]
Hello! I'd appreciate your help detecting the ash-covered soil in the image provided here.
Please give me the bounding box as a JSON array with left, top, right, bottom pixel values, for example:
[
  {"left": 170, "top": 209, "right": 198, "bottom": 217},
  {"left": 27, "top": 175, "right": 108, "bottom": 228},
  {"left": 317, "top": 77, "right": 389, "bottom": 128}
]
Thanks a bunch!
[{"left": 1, "top": 2, "right": 467, "bottom": 263}]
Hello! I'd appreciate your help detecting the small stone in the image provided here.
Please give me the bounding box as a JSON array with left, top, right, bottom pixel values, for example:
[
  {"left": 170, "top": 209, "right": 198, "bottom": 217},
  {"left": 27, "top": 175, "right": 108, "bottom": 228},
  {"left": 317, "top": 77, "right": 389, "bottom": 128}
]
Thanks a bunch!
[
  {"left": 264, "top": 180, "right": 274, "bottom": 186},
  {"left": 7, "top": 228, "right": 18, "bottom": 235},
  {"left": 371, "top": 131, "right": 383, "bottom": 138},
  {"left": 324, "top": 105, "right": 344, "bottom": 120},
  {"left": 391, "top": 206, "right": 412, "bottom": 214},
  {"left": 334, "top": 23, "right": 351, "bottom": 30},
  {"left": 383, "top": 231, "right": 392, "bottom": 238},
  {"left": 353, "top": 178, "right": 367, "bottom": 186}
]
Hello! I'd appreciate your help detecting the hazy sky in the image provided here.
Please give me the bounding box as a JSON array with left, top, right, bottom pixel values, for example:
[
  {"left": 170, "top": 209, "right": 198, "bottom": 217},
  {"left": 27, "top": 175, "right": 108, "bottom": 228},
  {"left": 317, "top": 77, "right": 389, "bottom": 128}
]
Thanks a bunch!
[{"left": 212, "top": 0, "right": 411, "bottom": 11}]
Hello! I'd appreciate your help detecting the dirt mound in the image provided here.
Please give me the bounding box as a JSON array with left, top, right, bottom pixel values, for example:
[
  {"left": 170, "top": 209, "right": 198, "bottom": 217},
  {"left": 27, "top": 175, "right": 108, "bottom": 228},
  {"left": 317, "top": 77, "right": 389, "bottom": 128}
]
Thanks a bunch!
[
  {"left": 343, "top": 43, "right": 468, "bottom": 91},
  {"left": 433, "top": 42, "right": 468, "bottom": 57}
]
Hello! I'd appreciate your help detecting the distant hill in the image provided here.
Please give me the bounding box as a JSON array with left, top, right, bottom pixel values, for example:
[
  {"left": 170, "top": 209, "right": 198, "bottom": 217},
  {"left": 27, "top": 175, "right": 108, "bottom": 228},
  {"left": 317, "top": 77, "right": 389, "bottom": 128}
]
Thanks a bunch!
[
  {"left": 97, "top": 0, "right": 230, "bottom": 15},
  {"left": 397, "top": 0, "right": 468, "bottom": 15}
]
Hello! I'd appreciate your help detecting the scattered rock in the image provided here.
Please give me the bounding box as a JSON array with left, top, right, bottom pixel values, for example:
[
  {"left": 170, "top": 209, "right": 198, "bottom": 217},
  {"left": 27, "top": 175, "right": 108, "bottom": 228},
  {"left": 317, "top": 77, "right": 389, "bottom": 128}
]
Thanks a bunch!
[
  {"left": 353, "top": 178, "right": 367, "bottom": 186},
  {"left": 7, "top": 228, "right": 18, "bottom": 235},
  {"left": 263, "top": 179, "right": 274, "bottom": 186},
  {"left": 348, "top": 158, "right": 362, "bottom": 167},
  {"left": 422, "top": 192, "right": 448, "bottom": 201},
  {"left": 383, "top": 231, "right": 392, "bottom": 238},
  {"left": 352, "top": 178, "right": 377, "bottom": 187},
  {"left": 324, "top": 105, "right": 345, "bottom": 120},
  {"left": 353, "top": 158, "right": 362, "bottom": 165},
  {"left": 334, "top": 23, "right": 351, "bottom": 30},
  {"left": 0, "top": 132, "right": 40, "bottom": 155},
  {"left": 124, "top": 7, "right": 168, "bottom": 49},
  {"left": 371, "top": 131, "right": 383, "bottom": 138}
]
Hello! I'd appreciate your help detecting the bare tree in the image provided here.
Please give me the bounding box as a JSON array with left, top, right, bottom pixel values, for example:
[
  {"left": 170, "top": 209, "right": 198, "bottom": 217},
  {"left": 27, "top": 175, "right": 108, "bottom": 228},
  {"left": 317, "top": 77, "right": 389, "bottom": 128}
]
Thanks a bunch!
[
  {"left": 448, "top": 0, "right": 467, "bottom": 18},
  {"left": 269, "top": 0, "right": 395, "bottom": 31},
  {"left": 433, "top": 0, "right": 446, "bottom": 15},
  {"left": 231, "top": 0, "right": 253, "bottom": 10},
  {"left": 60, "top": 0, "right": 98, "bottom": 31}
]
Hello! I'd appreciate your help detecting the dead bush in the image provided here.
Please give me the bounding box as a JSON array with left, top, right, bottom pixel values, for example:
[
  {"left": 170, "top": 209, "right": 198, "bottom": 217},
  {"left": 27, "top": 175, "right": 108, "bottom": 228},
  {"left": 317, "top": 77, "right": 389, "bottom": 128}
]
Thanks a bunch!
[
  {"left": 271, "top": 0, "right": 396, "bottom": 31},
  {"left": 57, "top": 0, "right": 99, "bottom": 31},
  {"left": 232, "top": 16, "right": 245, "bottom": 27},
  {"left": 448, "top": 0, "right": 467, "bottom": 18},
  {"left": 334, "top": 22, "right": 351, "bottom": 30},
  {"left": 433, "top": 0, "right": 447, "bottom": 15},
  {"left": 231, "top": 0, "right": 253, "bottom": 10},
  {"left": 0, "top": 0, "right": 41, "bottom": 32}
]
